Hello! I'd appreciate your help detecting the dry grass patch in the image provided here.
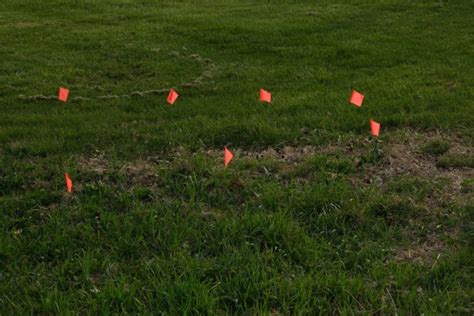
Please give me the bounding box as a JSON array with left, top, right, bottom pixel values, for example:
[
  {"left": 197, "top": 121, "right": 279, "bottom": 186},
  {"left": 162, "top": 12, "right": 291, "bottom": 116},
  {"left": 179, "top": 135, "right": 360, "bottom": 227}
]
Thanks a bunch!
[{"left": 120, "top": 160, "right": 161, "bottom": 187}]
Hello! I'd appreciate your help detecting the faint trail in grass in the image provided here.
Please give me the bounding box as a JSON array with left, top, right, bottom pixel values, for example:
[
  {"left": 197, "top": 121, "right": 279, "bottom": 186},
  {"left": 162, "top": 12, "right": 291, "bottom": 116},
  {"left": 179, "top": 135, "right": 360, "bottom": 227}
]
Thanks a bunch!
[{"left": 17, "top": 50, "right": 217, "bottom": 102}]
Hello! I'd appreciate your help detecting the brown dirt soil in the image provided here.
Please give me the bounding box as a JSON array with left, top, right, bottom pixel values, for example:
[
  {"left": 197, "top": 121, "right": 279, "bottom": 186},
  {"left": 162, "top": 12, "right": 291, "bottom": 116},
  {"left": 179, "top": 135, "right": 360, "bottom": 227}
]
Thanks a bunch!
[
  {"left": 78, "top": 151, "right": 108, "bottom": 175},
  {"left": 394, "top": 230, "right": 459, "bottom": 266},
  {"left": 120, "top": 160, "right": 161, "bottom": 187},
  {"left": 360, "top": 131, "right": 473, "bottom": 201}
]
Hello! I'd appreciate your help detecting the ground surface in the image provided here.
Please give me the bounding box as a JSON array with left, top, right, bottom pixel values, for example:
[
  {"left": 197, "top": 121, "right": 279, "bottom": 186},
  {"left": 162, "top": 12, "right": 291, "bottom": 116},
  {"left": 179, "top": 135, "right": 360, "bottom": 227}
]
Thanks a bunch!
[{"left": 1, "top": 0, "right": 473, "bottom": 314}]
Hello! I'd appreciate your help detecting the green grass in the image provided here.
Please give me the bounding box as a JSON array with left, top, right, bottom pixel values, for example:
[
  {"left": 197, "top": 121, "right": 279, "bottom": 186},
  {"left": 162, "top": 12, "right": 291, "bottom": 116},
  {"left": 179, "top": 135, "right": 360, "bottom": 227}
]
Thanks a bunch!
[
  {"left": 1, "top": 0, "right": 473, "bottom": 314},
  {"left": 422, "top": 139, "right": 450, "bottom": 156},
  {"left": 437, "top": 155, "right": 474, "bottom": 168}
]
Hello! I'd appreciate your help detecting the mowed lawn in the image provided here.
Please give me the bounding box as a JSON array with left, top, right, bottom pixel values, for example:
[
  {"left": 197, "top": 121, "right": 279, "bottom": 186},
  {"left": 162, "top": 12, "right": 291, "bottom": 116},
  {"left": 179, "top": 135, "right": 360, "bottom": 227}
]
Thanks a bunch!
[{"left": 1, "top": 0, "right": 473, "bottom": 314}]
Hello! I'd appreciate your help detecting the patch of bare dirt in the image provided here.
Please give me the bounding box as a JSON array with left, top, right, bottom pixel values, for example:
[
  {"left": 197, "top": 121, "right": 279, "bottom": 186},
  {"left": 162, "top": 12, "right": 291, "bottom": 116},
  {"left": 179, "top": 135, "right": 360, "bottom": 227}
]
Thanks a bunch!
[
  {"left": 78, "top": 151, "right": 109, "bottom": 175},
  {"left": 201, "top": 131, "right": 472, "bottom": 197},
  {"left": 359, "top": 131, "right": 473, "bottom": 200},
  {"left": 205, "top": 142, "right": 364, "bottom": 164},
  {"left": 249, "top": 145, "right": 320, "bottom": 163},
  {"left": 120, "top": 160, "right": 160, "bottom": 186},
  {"left": 394, "top": 230, "right": 459, "bottom": 266},
  {"left": 78, "top": 152, "right": 160, "bottom": 187}
]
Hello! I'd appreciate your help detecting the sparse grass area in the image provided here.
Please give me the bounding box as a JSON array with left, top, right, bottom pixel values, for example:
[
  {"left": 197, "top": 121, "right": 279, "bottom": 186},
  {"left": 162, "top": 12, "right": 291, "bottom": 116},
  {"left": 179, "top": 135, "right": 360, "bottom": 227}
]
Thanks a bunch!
[
  {"left": 422, "top": 139, "right": 450, "bottom": 156},
  {"left": 1, "top": 0, "right": 473, "bottom": 314},
  {"left": 437, "top": 155, "right": 474, "bottom": 169},
  {"left": 461, "top": 178, "right": 474, "bottom": 193}
]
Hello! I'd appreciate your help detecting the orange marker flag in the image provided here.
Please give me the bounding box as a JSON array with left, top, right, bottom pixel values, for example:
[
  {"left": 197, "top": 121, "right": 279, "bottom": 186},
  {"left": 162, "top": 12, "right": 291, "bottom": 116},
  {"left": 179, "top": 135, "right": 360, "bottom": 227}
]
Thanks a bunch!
[
  {"left": 260, "top": 88, "right": 271, "bottom": 103},
  {"left": 224, "top": 147, "right": 234, "bottom": 167},
  {"left": 167, "top": 89, "right": 179, "bottom": 105},
  {"left": 58, "top": 87, "right": 70, "bottom": 102},
  {"left": 64, "top": 172, "right": 73, "bottom": 193},
  {"left": 370, "top": 119, "right": 380, "bottom": 137},
  {"left": 349, "top": 90, "right": 364, "bottom": 107}
]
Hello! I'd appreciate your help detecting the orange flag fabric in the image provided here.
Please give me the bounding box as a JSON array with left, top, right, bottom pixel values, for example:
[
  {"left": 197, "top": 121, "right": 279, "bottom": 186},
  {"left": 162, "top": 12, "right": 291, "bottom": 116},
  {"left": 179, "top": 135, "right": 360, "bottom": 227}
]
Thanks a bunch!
[
  {"left": 167, "top": 89, "right": 179, "bottom": 105},
  {"left": 260, "top": 89, "right": 271, "bottom": 103},
  {"left": 349, "top": 90, "right": 364, "bottom": 107},
  {"left": 370, "top": 119, "right": 380, "bottom": 137},
  {"left": 224, "top": 147, "right": 234, "bottom": 167},
  {"left": 65, "top": 172, "right": 73, "bottom": 193},
  {"left": 58, "top": 87, "right": 69, "bottom": 102}
]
